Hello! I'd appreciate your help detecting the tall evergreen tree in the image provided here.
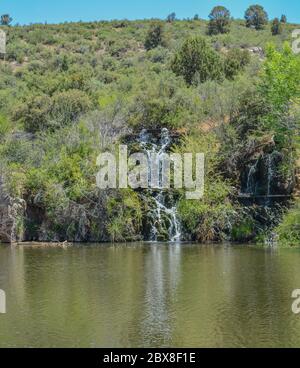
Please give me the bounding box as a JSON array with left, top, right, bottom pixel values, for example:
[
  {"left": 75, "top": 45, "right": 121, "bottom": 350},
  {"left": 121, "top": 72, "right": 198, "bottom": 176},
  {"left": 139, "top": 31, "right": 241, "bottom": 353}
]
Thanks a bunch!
[
  {"left": 245, "top": 5, "right": 268, "bottom": 30},
  {"left": 280, "top": 15, "right": 287, "bottom": 23},
  {"left": 208, "top": 6, "right": 231, "bottom": 35},
  {"left": 167, "top": 13, "right": 176, "bottom": 23},
  {"left": 1, "top": 14, "right": 12, "bottom": 26}
]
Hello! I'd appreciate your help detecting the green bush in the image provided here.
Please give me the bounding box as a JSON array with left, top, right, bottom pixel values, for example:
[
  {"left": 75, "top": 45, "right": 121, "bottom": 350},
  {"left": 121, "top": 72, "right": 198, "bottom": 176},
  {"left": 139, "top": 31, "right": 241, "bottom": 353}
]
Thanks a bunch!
[
  {"left": 106, "top": 190, "right": 142, "bottom": 242},
  {"left": 0, "top": 114, "right": 12, "bottom": 139},
  {"left": 175, "top": 133, "right": 234, "bottom": 241},
  {"left": 15, "top": 90, "right": 93, "bottom": 133},
  {"left": 15, "top": 95, "right": 52, "bottom": 133},
  {"left": 171, "top": 37, "right": 223, "bottom": 85},
  {"left": 271, "top": 18, "right": 283, "bottom": 36},
  {"left": 51, "top": 89, "right": 92, "bottom": 125},
  {"left": 144, "top": 22, "right": 165, "bottom": 51},
  {"left": 223, "top": 48, "right": 251, "bottom": 79},
  {"left": 276, "top": 200, "right": 300, "bottom": 246}
]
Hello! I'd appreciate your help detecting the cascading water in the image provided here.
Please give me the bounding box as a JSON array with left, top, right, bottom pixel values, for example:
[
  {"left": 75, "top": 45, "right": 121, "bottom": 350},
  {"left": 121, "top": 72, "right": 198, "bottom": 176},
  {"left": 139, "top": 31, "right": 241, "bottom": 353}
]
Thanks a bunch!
[
  {"left": 244, "top": 152, "right": 277, "bottom": 200},
  {"left": 138, "top": 129, "right": 181, "bottom": 242},
  {"left": 266, "top": 154, "right": 275, "bottom": 198},
  {"left": 246, "top": 160, "right": 258, "bottom": 195},
  {"left": 265, "top": 152, "right": 277, "bottom": 206}
]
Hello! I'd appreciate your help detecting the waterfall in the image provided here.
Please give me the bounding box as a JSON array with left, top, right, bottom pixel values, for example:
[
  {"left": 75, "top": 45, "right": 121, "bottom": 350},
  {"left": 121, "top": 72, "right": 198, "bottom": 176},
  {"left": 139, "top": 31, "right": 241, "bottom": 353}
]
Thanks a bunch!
[
  {"left": 246, "top": 160, "right": 258, "bottom": 195},
  {"left": 244, "top": 153, "right": 277, "bottom": 199},
  {"left": 265, "top": 153, "right": 277, "bottom": 206},
  {"left": 266, "top": 154, "right": 274, "bottom": 197},
  {"left": 138, "top": 129, "right": 181, "bottom": 242}
]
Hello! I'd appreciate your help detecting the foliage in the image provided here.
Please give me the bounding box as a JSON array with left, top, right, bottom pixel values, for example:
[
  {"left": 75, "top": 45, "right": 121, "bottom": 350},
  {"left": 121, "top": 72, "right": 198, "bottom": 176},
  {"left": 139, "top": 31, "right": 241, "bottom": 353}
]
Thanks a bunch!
[
  {"left": 0, "top": 115, "right": 12, "bottom": 139},
  {"left": 1, "top": 14, "right": 12, "bottom": 26},
  {"left": 0, "top": 18, "right": 299, "bottom": 243},
  {"left": 106, "top": 189, "right": 142, "bottom": 242},
  {"left": 275, "top": 200, "right": 300, "bottom": 246},
  {"left": 14, "top": 95, "right": 53, "bottom": 133},
  {"left": 167, "top": 13, "right": 176, "bottom": 23},
  {"left": 171, "top": 37, "right": 223, "bottom": 85},
  {"left": 260, "top": 43, "right": 300, "bottom": 114},
  {"left": 223, "top": 48, "right": 251, "bottom": 79},
  {"left": 174, "top": 132, "right": 235, "bottom": 242},
  {"left": 271, "top": 18, "right": 283, "bottom": 36},
  {"left": 144, "top": 22, "right": 165, "bottom": 51},
  {"left": 14, "top": 90, "right": 92, "bottom": 133},
  {"left": 208, "top": 6, "right": 231, "bottom": 35},
  {"left": 245, "top": 5, "right": 268, "bottom": 30},
  {"left": 280, "top": 15, "right": 287, "bottom": 24}
]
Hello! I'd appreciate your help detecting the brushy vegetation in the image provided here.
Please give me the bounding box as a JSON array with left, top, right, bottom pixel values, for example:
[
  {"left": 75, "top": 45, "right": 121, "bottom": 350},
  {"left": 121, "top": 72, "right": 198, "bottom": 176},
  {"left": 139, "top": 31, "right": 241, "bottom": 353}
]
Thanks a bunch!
[
  {"left": 0, "top": 14, "right": 299, "bottom": 244},
  {"left": 275, "top": 200, "right": 300, "bottom": 246}
]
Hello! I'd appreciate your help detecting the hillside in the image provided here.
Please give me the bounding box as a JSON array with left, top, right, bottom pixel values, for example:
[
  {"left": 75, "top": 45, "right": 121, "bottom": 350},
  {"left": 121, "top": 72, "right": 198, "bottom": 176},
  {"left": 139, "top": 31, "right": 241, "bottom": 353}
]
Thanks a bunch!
[{"left": 0, "top": 18, "right": 299, "bottom": 244}]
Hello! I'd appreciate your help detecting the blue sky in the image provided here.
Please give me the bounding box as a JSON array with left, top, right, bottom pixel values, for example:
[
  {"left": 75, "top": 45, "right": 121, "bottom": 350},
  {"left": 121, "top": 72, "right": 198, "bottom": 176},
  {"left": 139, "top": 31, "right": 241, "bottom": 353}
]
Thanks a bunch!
[{"left": 1, "top": 0, "right": 300, "bottom": 25}]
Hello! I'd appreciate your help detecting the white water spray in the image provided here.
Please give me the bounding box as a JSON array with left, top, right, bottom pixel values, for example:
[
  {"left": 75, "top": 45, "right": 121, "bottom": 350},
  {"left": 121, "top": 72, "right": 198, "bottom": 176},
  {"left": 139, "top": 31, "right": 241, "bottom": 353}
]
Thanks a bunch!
[{"left": 138, "top": 129, "right": 181, "bottom": 242}]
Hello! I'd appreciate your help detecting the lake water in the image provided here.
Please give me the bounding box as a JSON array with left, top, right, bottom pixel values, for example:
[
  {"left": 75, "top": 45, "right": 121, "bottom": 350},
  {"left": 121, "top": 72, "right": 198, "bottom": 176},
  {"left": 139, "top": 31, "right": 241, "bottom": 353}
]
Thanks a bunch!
[{"left": 0, "top": 242, "right": 300, "bottom": 348}]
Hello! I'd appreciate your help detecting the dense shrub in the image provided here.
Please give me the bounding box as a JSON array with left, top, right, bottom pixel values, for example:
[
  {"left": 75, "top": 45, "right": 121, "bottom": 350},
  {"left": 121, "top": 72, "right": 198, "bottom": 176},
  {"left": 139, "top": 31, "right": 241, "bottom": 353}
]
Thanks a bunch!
[
  {"left": 0, "top": 115, "right": 12, "bottom": 139},
  {"left": 14, "top": 90, "right": 92, "bottom": 133},
  {"left": 175, "top": 133, "right": 234, "bottom": 242},
  {"left": 14, "top": 95, "right": 52, "bottom": 133},
  {"left": 271, "top": 18, "right": 283, "bottom": 36},
  {"left": 171, "top": 37, "right": 223, "bottom": 85},
  {"left": 223, "top": 48, "right": 251, "bottom": 79},
  {"left": 276, "top": 200, "right": 300, "bottom": 246},
  {"left": 144, "top": 22, "right": 165, "bottom": 51},
  {"left": 51, "top": 89, "right": 93, "bottom": 126}
]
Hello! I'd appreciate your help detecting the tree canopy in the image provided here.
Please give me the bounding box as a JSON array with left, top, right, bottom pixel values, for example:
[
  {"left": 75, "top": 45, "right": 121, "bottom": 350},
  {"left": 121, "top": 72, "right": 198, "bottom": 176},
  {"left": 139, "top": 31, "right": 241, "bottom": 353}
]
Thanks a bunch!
[
  {"left": 208, "top": 6, "right": 231, "bottom": 35},
  {"left": 1, "top": 14, "right": 12, "bottom": 26},
  {"left": 245, "top": 5, "right": 268, "bottom": 30},
  {"left": 171, "top": 37, "right": 223, "bottom": 85}
]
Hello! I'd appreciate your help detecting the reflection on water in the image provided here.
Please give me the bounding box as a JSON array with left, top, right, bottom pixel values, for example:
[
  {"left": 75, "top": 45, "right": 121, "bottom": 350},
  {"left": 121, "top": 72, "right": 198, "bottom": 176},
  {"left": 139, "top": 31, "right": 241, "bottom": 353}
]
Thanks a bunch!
[
  {"left": 142, "top": 244, "right": 181, "bottom": 346},
  {"left": 0, "top": 243, "right": 300, "bottom": 347}
]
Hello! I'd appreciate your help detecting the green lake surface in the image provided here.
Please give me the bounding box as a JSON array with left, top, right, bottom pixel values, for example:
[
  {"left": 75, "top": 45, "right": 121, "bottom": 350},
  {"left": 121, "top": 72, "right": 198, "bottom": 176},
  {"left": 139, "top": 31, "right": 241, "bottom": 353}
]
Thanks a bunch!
[{"left": 0, "top": 242, "right": 300, "bottom": 348}]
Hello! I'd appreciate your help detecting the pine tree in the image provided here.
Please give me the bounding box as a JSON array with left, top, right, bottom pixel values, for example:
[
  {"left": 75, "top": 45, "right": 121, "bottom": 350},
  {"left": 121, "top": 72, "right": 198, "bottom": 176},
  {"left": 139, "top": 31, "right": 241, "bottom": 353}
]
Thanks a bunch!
[
  {"left": 208, "top": 6, "right": 231, "bottom": 35},
  {"left": 1, "top": 14, "right": 13, "bottom": 26},
  {"left": 245, "top": 5, "right": 268, "bottom": 30},
  {"left": 280, "top": 15, "right": 287, "bottom": 24}
]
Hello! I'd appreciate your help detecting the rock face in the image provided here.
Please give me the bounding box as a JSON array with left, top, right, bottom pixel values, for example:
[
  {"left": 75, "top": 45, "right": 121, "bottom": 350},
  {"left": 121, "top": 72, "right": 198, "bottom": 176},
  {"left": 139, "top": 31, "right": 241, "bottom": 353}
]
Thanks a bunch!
[{"left": 0, "top": 178, "right": 25, "bottom": 243}]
